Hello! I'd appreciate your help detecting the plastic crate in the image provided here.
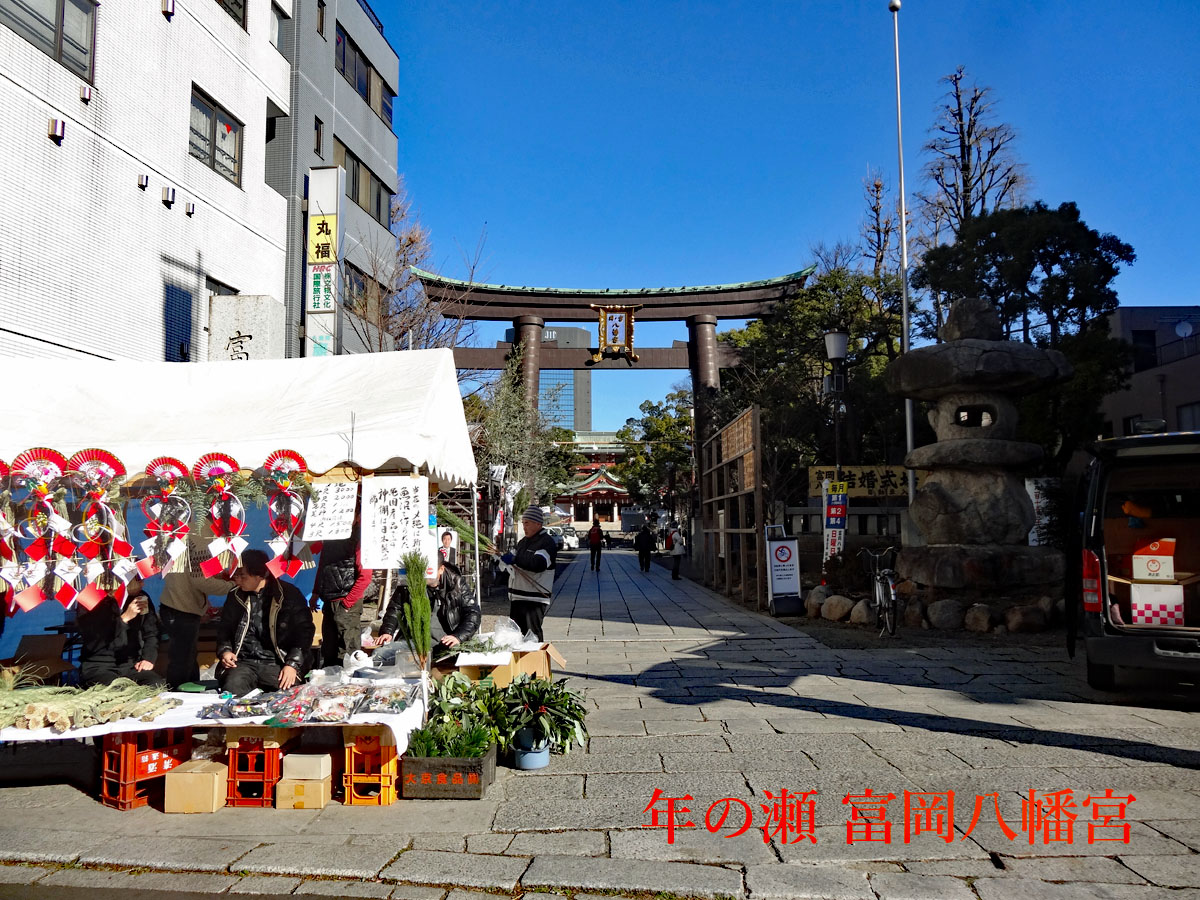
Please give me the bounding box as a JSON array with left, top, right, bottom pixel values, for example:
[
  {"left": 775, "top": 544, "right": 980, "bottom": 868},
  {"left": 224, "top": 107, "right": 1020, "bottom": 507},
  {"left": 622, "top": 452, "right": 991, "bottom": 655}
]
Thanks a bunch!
[
  {"left": 226, "top": 737, "right": 284, "bottom": 808},
  {"left": 342, "top": 731, "right": 398, "bottom": 806},
  {"left": 99, "top": 728, "right": 193, "bottom": 810}
]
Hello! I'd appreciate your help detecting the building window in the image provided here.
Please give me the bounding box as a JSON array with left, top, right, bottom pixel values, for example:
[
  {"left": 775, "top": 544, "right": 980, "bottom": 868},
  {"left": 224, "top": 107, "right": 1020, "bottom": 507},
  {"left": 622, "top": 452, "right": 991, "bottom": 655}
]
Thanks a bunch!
[
  {"left": 316, "top": 0, "right": 325, "bottom": 36},
  {"left": 269, "top": 3, "right": 286, "bottom": 49},
  {"left": 0, "top": 0, "right": 96, "bottom": 81},
  {"left": 335, "top": 21, "right": 393, "bottom": 126},
  {"left": 314, "top": 117, "right": 323, "bottom": 157},
  {"left": 1179, "top": 401, "right": 1200, "bottom": 432},
  {"left": 332, "top": 138, "right": 392, "bottom": 228},
  {"left": 206, "top": 276, "right": 238, "bottom": 296},
  {"left": 216, "top": 0, "right": 246, "bottom": 28},
  {"left": 189, "top": 88, "right": 242, "bottom": 185},
  {"left": 1131, "top": 329, "right": 1158, "bottom": 372}
]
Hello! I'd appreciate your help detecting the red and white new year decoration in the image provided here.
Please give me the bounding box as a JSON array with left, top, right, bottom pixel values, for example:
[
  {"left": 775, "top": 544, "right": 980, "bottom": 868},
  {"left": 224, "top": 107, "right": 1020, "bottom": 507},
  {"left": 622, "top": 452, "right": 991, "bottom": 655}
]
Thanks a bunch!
[
  {"left": 66, "top": 449, "right": 133, "bottom": 610},
  {"left": 193, "top": 452, "right": 246, "bottom": 577},
  {"left": 10, "top": 448, "right": 71, "bottom": 612},
  {"left": 138, "top": 456, "right": 192, "bottom": 579},
  {"left": 0, "top": 458, "right": 16, "bottom": 615},
  {"left": 263, "top": 450, "right": 308, "bottom": 578}
]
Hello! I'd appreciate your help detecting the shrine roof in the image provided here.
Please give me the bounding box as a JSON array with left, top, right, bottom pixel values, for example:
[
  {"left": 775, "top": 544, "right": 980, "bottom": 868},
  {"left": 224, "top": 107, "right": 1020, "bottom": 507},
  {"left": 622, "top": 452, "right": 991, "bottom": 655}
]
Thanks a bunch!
[{"left": 413, "top": 265, "right": 816, "bottom": 322}]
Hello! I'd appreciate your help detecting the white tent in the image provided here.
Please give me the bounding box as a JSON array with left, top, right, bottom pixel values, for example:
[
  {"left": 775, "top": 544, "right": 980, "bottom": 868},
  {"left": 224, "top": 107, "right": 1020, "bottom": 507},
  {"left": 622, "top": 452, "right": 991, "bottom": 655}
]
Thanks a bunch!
[{"left": 0, "top": 349, "right": 477, "bottom": 485}]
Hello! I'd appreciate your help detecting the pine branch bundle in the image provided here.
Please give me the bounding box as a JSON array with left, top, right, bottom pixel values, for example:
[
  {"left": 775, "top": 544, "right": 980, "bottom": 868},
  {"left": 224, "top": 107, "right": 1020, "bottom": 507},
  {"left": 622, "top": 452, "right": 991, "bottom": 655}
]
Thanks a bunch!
[
  {"left": 435, "top": 503, "right": 495, "bottom": 555},
  {"left": 400, "top": 551, "right": 431, "bottom": 670}
]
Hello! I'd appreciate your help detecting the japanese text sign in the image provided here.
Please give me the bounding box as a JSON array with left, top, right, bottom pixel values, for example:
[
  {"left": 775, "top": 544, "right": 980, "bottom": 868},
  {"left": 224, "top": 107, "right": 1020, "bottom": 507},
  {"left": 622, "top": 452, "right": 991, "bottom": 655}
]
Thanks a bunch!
[
  {"left": 359, "top": 476, "right": 435, "bottom": 570},
  {"left": 302, "top": 482, "right": 359, "bottom": 542},
  {"left": 809, "top": 466, "right": 913, "bottom": 498},
  {"left": 306, "top": 214, "right": 338, "bottom": 264}
]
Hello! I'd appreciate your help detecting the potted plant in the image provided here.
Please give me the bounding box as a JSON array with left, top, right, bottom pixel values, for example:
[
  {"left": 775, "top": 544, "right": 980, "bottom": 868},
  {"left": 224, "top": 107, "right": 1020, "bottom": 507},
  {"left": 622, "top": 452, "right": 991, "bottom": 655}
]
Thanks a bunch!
[
  {"left": 500, "top": 674, "right": 588, "bottom": 769},
  {"left": 401, "top": 673, "right": 500, "bottom": 798}
]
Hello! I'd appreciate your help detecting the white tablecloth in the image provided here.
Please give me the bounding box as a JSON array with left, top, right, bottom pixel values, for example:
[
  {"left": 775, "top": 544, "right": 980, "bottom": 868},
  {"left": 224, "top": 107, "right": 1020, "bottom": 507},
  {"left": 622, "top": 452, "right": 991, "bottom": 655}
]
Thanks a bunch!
[{"left": 0, "top": 692, "right": 424, "bottom": 753}]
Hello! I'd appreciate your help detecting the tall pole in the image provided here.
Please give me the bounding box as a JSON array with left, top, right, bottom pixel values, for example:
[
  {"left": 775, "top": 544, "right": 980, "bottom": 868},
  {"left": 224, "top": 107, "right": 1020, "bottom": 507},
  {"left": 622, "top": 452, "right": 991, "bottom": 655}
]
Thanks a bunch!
[{"left": 890, "top": 0, "right": 916, "bottom": 503}]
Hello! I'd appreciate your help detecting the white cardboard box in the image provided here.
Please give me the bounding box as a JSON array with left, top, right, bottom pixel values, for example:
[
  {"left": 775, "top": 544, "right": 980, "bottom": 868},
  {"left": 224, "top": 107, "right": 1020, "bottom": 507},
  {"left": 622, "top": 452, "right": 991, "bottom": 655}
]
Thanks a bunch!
[
  {"left": 282, "top": 753, "right": 333, "bottom": 781},
  {"left": 1131, "top": 582, "right": 1185, "bottom": 625},
  {"left": 1133, "top": 538, "right": 1176, "bottom": 581}
]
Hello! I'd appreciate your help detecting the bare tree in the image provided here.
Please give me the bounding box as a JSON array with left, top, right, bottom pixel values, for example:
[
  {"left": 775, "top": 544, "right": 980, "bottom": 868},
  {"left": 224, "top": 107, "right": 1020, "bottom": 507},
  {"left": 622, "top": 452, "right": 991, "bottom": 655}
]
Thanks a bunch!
[
  {"left": 916, "top": 66, "right": 1028, "bottom": 238},
  {"left": 339, "top": 178, "right": 479, "bottom": 362}
]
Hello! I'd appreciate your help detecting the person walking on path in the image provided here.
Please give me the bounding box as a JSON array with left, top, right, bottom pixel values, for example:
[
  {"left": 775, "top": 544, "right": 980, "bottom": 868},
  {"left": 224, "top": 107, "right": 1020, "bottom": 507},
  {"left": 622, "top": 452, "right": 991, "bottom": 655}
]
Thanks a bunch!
[
  {"left": 587, "top": 518, "right": 604, "bottom": 571},
  {"left": 667, "top": 520, "right": 685, "bottom": 580},
  {"left": 501, "top": 505, "right": 557, "bottom": 641},
  {"left": 633, "top": 523, "right": 656, "bottom": 572},
  {"left": 311, "top": 526, "right": 374, "bottom": 666}
]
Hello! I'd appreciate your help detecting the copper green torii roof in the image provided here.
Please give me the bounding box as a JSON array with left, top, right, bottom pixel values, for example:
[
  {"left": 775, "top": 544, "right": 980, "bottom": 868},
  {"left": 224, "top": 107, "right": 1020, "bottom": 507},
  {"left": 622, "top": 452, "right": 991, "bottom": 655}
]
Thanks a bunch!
[{"left": 412, "top": 265, "right": 816, "bottom": 322}]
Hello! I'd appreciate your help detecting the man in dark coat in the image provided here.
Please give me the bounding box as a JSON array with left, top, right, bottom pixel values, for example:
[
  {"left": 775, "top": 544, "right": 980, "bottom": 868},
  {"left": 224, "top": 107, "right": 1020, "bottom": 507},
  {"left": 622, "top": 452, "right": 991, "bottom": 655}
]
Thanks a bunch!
[
  {"left": 217, "top": 549, "right": 314, "bottom": 697},
  {"left": 633, "top": 523, "right": 656, "bottom": 573},
  {"left": 377, "top": 559, "right": 480, "bottom": 650},
  {"left": 77, "top": 575, "right": 166, "bottom": 687},
  {"left": 502, "top": 506, "right": 557, "bottom": 641},
  {"left": 311, "top": 527, "right": 373, "bottom": 667}
]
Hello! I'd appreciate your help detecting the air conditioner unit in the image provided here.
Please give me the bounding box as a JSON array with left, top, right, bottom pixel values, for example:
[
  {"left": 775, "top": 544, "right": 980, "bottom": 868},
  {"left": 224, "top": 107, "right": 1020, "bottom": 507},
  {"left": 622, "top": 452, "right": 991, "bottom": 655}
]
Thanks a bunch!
[
  {"left": 161, "top": 186, "right": 176, "bottom": 206},
  {"left": 185, "top": 201, "right": 196, "bottom": 216},
  {"left": 79, "top": 85, "right": 92, "bottom": 103},
  {"left": 137, "top": 174, "right": 149, "bottom": 190},
  {"left": 47, "top": 118, "right": 65, "bottom": 142},
  {"left": 161, "top": 0, "right": 175, "bottom": 18}
]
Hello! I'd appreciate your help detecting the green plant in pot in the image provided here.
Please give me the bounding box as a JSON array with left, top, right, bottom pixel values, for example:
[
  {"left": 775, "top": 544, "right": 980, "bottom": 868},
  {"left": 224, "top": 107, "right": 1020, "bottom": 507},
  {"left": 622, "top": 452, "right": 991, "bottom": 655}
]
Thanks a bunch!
[{"left": 501, "top": 674, "right": 588, "bottom": 766}]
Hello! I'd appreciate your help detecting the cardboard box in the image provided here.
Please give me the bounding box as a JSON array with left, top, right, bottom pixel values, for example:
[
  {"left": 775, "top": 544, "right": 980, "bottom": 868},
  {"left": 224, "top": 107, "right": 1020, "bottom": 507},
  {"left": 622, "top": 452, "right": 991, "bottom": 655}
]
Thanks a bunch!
[
  {"left": 1133, "top": 538, "right": 1176, "bottom": 581},
  {"left": 224, "top": 726, "right": 300, "bottom": 750},
  {"left": 1131, "top": 582, "right": 1185, "bottom": 625},
  {"left": 164, "top": 759, "right": 227, "bottom": 813},
  {"left": 0, "top": 634, "right": 74, "bottom": 682},
  {"left": 275, "top": 776, "right": 332, "bottom": 809},
  {"left": 450, "top": 643, "right": 566, "bottom": 689},
  {"left": 282, "top": 753, "right": 333, "bottom": 781}
]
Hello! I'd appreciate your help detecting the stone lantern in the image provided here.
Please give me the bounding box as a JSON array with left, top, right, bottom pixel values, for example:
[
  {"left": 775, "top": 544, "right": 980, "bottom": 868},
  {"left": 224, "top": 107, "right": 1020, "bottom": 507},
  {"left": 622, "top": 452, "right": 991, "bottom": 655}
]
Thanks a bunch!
[{"left": 886, "top": 298, "right": 1073, "bottom": 592}]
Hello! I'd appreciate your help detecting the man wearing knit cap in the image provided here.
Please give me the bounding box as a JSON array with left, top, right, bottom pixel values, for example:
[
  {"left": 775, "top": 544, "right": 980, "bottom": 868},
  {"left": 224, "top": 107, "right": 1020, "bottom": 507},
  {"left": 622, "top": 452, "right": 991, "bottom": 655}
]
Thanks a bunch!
[{"left": 499, "top": 505, "right": 557, "bottom": 641}]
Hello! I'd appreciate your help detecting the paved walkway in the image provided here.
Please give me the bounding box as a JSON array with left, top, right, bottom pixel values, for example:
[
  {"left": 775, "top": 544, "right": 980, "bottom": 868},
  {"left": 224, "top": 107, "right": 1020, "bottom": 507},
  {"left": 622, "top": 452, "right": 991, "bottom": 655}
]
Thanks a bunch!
[{"left": 1, "top": 548, "right": 1199, "bottom": 899}]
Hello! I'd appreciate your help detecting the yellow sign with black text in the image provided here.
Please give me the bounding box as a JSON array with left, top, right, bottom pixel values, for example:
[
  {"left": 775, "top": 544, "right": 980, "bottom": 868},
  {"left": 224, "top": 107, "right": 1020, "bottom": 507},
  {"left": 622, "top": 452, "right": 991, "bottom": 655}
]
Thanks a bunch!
[
  {"left": 808, "top": 466, "right": 920, "bottom": 498},
  {"left": 306, "top": 214, "right": 338, "bottom": 265}
]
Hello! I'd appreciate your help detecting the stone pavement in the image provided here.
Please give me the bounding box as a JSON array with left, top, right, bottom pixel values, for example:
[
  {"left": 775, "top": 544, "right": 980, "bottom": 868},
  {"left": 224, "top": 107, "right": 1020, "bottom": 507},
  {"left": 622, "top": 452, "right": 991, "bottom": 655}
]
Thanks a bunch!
[{"left": 1, "top": 548, "right": 1199, "bottom": 899}]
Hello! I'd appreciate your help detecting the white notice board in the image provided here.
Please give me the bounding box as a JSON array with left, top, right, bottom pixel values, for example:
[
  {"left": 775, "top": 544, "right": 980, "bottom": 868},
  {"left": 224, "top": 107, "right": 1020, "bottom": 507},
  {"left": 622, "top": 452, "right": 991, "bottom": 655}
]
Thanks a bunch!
[
  {"left": 302, "top": 482, "right": 359, "bottom": 542},
  {"left": 360, "top": 476, "right": 436, "bottom": 572}
]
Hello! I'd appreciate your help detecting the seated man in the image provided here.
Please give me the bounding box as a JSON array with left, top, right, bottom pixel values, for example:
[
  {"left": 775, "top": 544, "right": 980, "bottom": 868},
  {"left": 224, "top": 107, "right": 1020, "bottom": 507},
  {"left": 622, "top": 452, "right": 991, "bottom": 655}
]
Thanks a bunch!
[
  {"left": 377, "top": 559, "right": 480, "bottom": 651},
  {"left": 216, "top": 549, "right": 314, "bottom": 697},
  {"left": 77, "top": 575, "right": 166, "bottom": 687}
]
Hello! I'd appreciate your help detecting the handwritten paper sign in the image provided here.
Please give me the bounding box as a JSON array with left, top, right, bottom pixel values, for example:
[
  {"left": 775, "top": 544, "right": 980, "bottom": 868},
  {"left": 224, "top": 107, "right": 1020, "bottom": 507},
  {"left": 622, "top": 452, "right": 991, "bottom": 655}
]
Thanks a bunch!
[
  {"left": 360, "top": 476, "right": 435, "bottom": 571},
  {"left": 302, "top": 482, "right": 359, "bottom": 542}
]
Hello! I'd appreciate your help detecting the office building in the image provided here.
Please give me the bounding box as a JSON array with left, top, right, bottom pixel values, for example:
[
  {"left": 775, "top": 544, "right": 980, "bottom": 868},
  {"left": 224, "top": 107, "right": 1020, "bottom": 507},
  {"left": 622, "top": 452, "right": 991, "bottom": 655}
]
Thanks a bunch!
[{"left": 504, "top": 325, "right": 593, "bottom": 430}]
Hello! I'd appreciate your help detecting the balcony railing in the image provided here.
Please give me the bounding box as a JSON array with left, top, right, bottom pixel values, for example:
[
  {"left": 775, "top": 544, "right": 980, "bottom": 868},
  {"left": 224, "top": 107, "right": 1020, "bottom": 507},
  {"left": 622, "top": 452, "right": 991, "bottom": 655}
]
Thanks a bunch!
[{"left": 1158, "top": 335, "right": 1200, "bottom": 366}]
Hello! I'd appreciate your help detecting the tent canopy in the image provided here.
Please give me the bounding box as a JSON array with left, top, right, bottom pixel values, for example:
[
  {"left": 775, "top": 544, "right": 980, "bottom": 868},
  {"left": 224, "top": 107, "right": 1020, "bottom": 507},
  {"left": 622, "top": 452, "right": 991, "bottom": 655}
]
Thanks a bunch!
[{"left": 0, "top": 349, "right": 478, "bottom": 485}]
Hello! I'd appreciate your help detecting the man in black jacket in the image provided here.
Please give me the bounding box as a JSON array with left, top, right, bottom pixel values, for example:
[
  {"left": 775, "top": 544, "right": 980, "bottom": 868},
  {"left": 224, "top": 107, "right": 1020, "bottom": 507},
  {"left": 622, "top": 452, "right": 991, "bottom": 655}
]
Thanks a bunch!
[
  {"left": 216, "top": 549, "right": 315, "bottom": 696},
  {"left": 311, "top": 528, "right": 374, "bottom": 667},
  {"left": 77, "top": 575, "right": 165, "bottom": 687},
  {"left": 377, "top": 559, "right": 480, "bottom": 650},
  {"left": 633, "top": 523, "right": 656, "bottom": 573},
  {"left": 501, "top": 506, "right": 557, "bottom": 641}
]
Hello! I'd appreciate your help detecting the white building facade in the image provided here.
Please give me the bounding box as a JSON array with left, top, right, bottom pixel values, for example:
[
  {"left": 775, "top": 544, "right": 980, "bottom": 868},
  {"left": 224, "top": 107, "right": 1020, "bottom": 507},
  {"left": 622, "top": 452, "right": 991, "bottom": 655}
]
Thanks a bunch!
[{"left": 0, "top": 1, "right": 293, "bottom": 362}]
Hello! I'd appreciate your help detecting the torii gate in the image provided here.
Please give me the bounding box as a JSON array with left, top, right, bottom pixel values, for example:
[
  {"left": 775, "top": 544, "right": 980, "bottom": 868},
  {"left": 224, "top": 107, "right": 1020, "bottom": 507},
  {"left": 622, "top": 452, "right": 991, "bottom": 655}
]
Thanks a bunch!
[{"left": 414, "top": 266, "right": 815, "bottom": 442}]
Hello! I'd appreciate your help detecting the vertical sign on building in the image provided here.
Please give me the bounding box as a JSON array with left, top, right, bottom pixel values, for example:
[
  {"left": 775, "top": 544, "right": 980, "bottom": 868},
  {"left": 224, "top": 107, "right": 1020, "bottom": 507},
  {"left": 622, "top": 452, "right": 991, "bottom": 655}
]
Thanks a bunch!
[
  {"left": 822, "top": 480, "right": 848, "bottom": 564},
  {"left": 305, "top": 167, "right": 344, "bottom": 357}
]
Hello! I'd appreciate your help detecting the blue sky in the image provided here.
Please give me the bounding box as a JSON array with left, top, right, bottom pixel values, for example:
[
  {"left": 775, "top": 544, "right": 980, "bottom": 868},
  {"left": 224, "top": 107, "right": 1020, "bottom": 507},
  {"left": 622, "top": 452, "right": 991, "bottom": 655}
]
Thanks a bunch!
[{"left": 387, "top": 2, "right": 1199, "bottom": 431}]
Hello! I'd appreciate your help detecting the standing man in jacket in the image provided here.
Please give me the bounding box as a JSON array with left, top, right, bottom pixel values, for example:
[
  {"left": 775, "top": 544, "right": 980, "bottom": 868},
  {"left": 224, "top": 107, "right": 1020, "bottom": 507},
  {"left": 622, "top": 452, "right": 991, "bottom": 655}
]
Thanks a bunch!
[
  {"left": 311, "top": 524, "right": 373, "bottom": 667},
  {"left": 586, "top": 518, "right": 604, "bottom": 572},
  {"left": 216, "top": 549, "right": 314, "bottom": 696},
  {"left": 667, "top": 520, "right": 686, "bottom": 580},
  {"left": 633, "top": 523, "right": 656, "bottom": 573},
  {"left": 502, "top": 506, "right": 557, "bottom": 641},
  {"left": 159, "top": 533, "right": 235, "bottom": 688}
]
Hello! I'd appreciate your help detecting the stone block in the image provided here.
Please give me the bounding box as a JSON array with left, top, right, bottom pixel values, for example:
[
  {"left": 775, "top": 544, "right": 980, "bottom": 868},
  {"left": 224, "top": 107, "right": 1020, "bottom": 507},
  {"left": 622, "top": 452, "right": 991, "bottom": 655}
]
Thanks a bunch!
[
  {"left": 506, "top": 831, "right": 607, "bottom": 858},
  {"left": 746, "top": 863, "right": 873, "bottom": 899},
  {"left": 293, "top": 881, "right": 395, "bottom": 898},
  {"left": 965, "top": 603, "right": 993, "bottom": 632},
  {"left": 927, "top": 598, "right": 966, "bottom": 630},
  {"left": 234, "top": 841, "right": 399, "bottom": 879},
  {"left": 850, "top": 599, "right": 873, "bottom": 625},
  {"left": 610, "top": 826, "right": 777, "bottom": 864},
  {"left": 78, "top": 835, "right": 257, "bottom": 872},
  {"left": 1118, "top": 854, "right": 1200, "bottom": 888},
  {"left": 230, "top": 875, "right": 305, "bottom": 894},
  {"left": 522, "top": 853, "right": 743, "bottom": 899},
  {"left": 379, "top": 850, "right": 528, "bottom": 890},
  {"left": 868, "top": 872, "right": 976, "bottom": 900},
  {"left": 1005, "top": 604, "right": 1048, "bottom": 633}
]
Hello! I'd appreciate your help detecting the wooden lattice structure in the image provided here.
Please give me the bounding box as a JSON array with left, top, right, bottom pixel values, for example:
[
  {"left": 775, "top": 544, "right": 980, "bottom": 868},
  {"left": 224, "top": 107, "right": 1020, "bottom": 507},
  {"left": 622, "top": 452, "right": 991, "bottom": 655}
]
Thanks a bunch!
[{"left": 700, "top": 406, "right": 764, "bottom": 608}]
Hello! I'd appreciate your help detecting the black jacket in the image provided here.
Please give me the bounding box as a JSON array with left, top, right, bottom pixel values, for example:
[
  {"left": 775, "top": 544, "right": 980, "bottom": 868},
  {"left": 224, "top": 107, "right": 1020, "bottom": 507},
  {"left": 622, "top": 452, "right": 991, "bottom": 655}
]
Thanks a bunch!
[
  {"left": 216, "top": 577, "right": 314, "bottom": 671},
  {"left": 78, "top": 592, "right": 158, "bottom": 669},
  {"left": 633, "top": 528, "right": 656, "bottom": 552},
  {"left": 314, "top": 537, "right": 360, "bottom": 601},
  {"left": 380, "top": 562, "right": 480, "bottom": 644}
]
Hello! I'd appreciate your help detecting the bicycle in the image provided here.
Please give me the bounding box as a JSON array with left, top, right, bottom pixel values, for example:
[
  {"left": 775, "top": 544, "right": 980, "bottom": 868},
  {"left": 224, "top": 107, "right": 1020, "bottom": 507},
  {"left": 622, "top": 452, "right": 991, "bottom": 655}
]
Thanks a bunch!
[{"left": 858, "top": 546, "right": 900, "bottom": 636}]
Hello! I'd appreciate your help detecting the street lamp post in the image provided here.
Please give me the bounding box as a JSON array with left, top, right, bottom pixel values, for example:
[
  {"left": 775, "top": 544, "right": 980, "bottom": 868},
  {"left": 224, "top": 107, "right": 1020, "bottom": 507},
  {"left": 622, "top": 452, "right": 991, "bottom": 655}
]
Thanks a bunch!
[
  {"left": 824, "top": 329, "right": 850, "bottom": 481},
  {"left": 889, "top": 0, "right": 916, "bottom": 503}
]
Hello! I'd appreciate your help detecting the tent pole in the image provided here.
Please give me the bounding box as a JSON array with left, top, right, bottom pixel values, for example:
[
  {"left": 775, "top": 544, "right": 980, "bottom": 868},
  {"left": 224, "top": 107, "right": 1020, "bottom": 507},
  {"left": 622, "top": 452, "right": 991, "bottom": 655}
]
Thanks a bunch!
[{"left": 472, "top": 482, "right": 481, "bottom": 607}]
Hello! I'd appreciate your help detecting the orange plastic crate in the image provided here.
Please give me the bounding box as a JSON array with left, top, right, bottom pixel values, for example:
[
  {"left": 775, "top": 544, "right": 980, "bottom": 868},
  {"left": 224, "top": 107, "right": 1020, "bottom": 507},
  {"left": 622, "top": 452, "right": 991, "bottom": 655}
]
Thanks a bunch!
[
  {"left": 343, "top": 734, "right": 398, "bottom": 806},
  {"left": 100, "top": 728, "right": 192, "bottom": 810},
  {"left": 226, "top": 737, "right": 283, "bottom": 808}
]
